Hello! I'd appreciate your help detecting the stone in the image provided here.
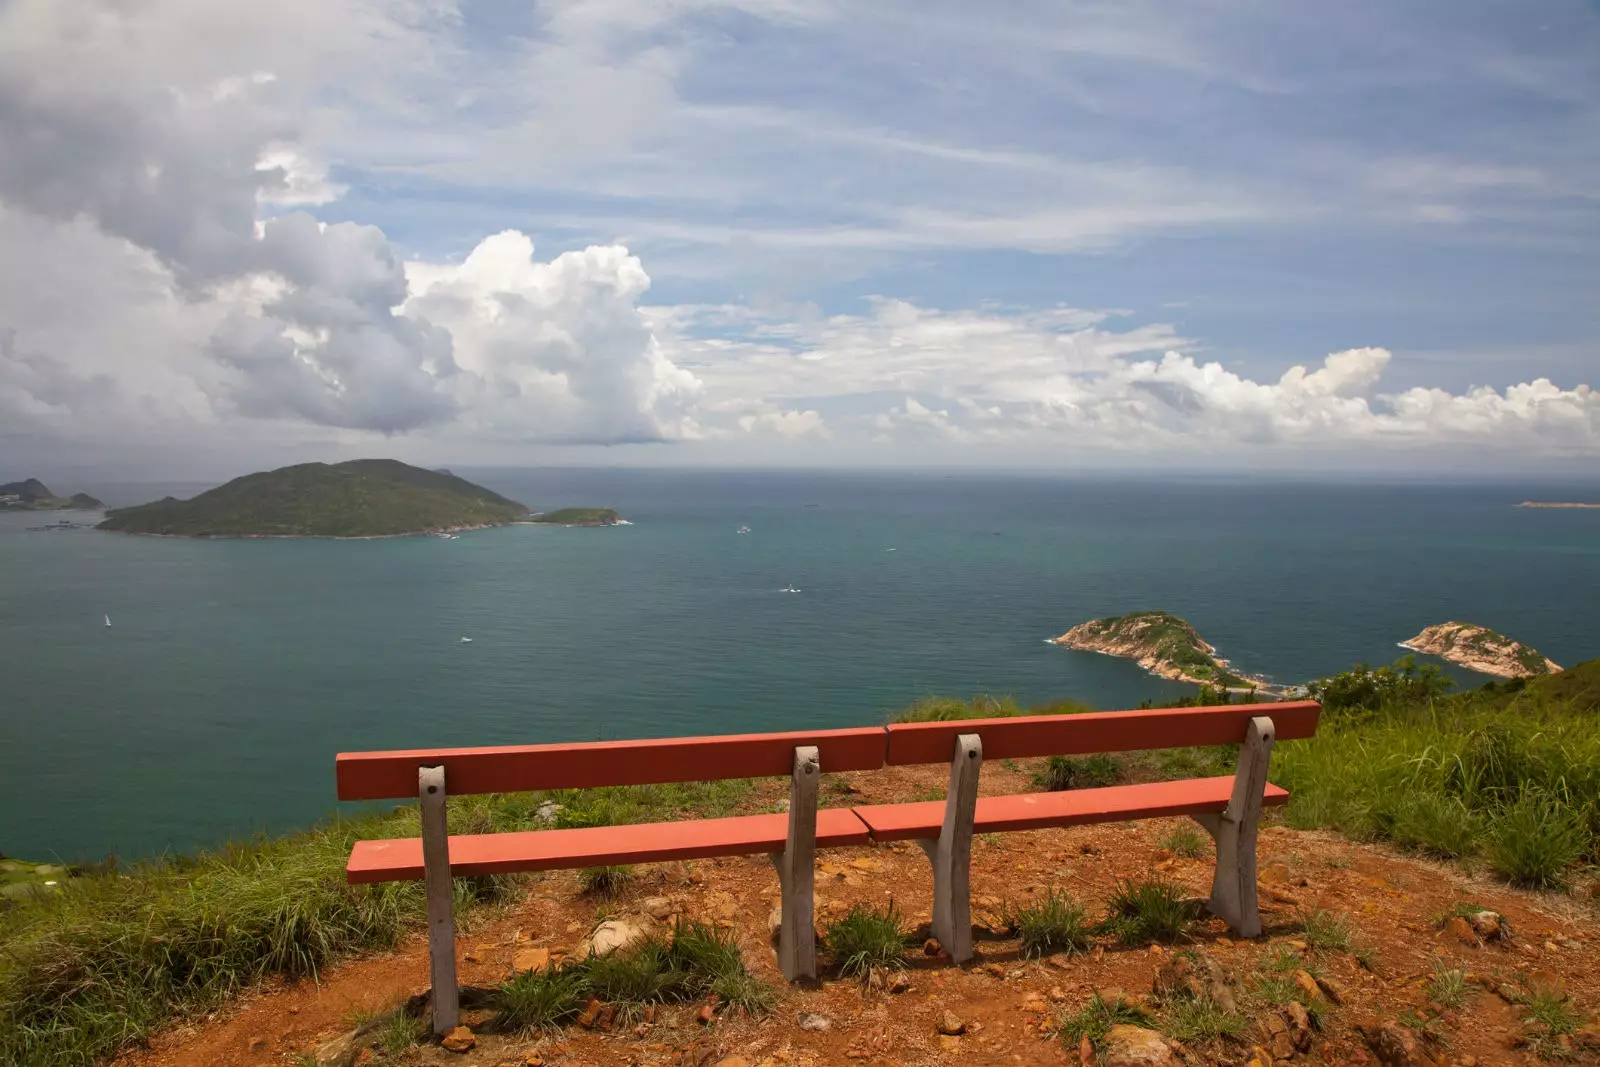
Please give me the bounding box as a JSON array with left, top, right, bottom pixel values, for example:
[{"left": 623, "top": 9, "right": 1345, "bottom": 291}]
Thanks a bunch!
[
  {"left": 1292, "top": 970, "right": 1323, "bottom": 1004},
  {"left": 849, "top": 858, "right": 881, "bottom": 871},
  {"left": 1358, "top": 1022, "right": 1427, "bottom": 1067},
  {"left": 797, "top": 1012, "right": 832, "bottom": 1032},
  {"left": 938, "top": 1035, "right": 962, "bottom": 1053},
  {"left": 697, "top": 1003, "right": 716, "bottom": 1025},
  {"left": 577, "top": 997, "right": 604, "bottom": 1029},
  {"left": 983, "top": 962, "right": 1007, "bottom": 979},
  {"left": 1079, "top": 1035, "right": 1096, "bottom": 1067},
  {"left": 1153, "top": 948, "right": 1237, "bottom": 1014},
  {"left": 1259, "top": 864, "right": 1292, "bottom": 885},
  {"left": 1444, "top": 916, "right": 1478, "bottom": 945},
  {"left": 1285, "top": 1003, "right": 1313, "bottom": 1052},
  {"left": 583, "top": 917, "right": 653, "bottom": 957},
  {"left": 1264, "top": 1014, "right": 1295, "bottom": 1061},
  {"left": 534, "top": 801, "right": 565, "bottom": 824},
  {"left": 1022, "top": 996, "right": 1049, "bottom": 1014},
  {"left": 1099, "top": 1025, "right": 1179, "bottom": 1067},
  {"left": 888, "top": 973, "right": 912, "bottom": 994},
  {"left": 1316, "top": 975, "right": 1348, "bottom": 1005},
  {"left": 1525, "top": 969, "right": 1567, "bottom": 999},
  {"left": 937, "top": 1011, "right": 967, "bottom": 1036},
  {"left": 1467, "top": 911, "right": 1504, "bottom": 941},
  {"left": 923, "top": 937, "right": 944, "bottom": 957},
  {"left": 1244, "top": 1047, "right": 1273, "bottom": 1067},
  {"left": 440, "top": 1026, "right": 476, "bottom": 1053},
  {"left": 313, "top": 1030, "right": 364, "bottom": 1067},
  {"left": 643, "top": 896, "right": 676, "bottom": 920},
  {"left": 714, "top": 1058, "right": 751, "bottom": 1067},
  {"left": 513, "top": 947, "right": 550, "bottom": 973},
  {"left": 248, "top": 1036, "right": 268, "bottom": 1052}
]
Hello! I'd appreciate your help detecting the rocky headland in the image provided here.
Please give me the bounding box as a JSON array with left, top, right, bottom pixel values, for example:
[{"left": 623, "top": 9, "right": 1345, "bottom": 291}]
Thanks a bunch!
[
  {"left": 1400, "top": 621, "right": 1562, "bottom": 678},
  {"left": 1050, "top": 610, "right": 1285, "bottom": 694}
]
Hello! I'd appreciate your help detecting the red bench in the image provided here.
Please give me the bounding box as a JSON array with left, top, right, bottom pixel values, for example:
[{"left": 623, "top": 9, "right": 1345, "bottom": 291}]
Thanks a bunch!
[{"left": 337, "top": 700, "right": 1318, "bottom": 1034}]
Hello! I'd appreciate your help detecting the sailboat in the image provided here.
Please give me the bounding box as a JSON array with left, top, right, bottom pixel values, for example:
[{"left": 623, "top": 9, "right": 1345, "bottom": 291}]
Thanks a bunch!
[
  {"left": 104, "top": 614, "right": 111, "bottom": 627},
  {"left": 779, "top": 582, "right": 802, "bottom": 594}
]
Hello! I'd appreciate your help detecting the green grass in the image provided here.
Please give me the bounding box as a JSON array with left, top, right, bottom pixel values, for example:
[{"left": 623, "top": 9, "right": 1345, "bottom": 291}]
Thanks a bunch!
[
  {"left": 0, "top": 779, "right": 754, "bottom": 1067},
  {"left": 1035, "top": 754, "right": 1123, "bottom": 791},
  {"left": 1096, "top": 877, "right": 1201, "bottom": 945},
  {"left": 1160, "top": 995, "right": 1246, "bottom": 1043},
  {"left": 822, "top": 903, "right": 911, "bottom": 977},
  {"left": 1008, "top": 890, "right": 1092, "bottom": 958},
  {"left": 1520, "top": 987, "right": 1583, "bottom": 1061},
  {"left": 578, "top": 866, "right": 633, "bottom": 898},
  {"left": 1300, "top": 909, "right": 1357, "bottom": 952},
  {"left": 1159, "top": 826, "right": 1209, "bottom": 858},
  {"left": 1276, "top": 660, "right": 1600, "bottom": 887},
  {"left": 888, "top": 694, "right": 1096, "bottom": 723},
  {"left": 495, "top": 919, "right": 770, "bottom": 1032},
  {"left": 1058, "top": 991, "right": 1152, "bottom": 1048},
  {"left": 1427, "top": 961, "right": 1469, "bottom": 1010},
  {"left": 529, "top": 507, "right": 622, "bottom": 525}
]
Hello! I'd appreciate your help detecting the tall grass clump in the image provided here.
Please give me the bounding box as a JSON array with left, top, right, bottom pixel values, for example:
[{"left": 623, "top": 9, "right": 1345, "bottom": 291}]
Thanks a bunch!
[
  {"left": 1036, "top": 754, "right": 1123, "bottom": 791},
  {"left": 1096, "top": 877, "right": 1201, "bottom": 944},
  {"left": 1486, "top": 788, "right": 1590, "bottom": 889},
  {"left": 822, "top": 903, "right": 912, "bottom": 977},
  {"left": 1008, "top": 889, "right": 1092, "bottom": 957},
  {"left": 890, "top": 695, "right": 1095, "bottom": 723}
]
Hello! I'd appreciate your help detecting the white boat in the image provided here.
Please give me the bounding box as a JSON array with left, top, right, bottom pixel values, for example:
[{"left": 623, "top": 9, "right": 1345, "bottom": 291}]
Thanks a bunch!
[
  {"left": 460, "top": 636, "right": 473, "bottom": 643},
  {"left": 780, "top": 583, "right": 802, "bottom": 593},
  {"left": 104, "top": 614, "right": 111, "bottom": 627},
  {"left": 736, "top": 525, "right": 750, "bottom": 534}
]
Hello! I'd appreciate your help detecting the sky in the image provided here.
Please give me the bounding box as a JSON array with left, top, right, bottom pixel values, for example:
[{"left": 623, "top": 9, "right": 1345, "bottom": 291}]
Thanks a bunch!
[{"left": 1, "top": 0, "right": 1597, "bottom": 479}]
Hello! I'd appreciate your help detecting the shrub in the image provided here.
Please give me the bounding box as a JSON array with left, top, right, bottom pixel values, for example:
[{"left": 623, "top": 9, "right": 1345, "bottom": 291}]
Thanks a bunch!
[
  {"left": 1307, "top": 655, "right": 1453, "bottom": 715},
  {"left": 1037, "top": 754, "right": 1123, "bottom": 791},
  {"left": 1486, "top": 789, "right": 1589, "bottom": 889},
  {"left": 1390, "top": 792, "right": 1485, "bottom": 860},
  {"left": 495, "top": 965, "right": 589, "bottom": 1031},
  {"left": 822, "top": 903, "right": 911, "bottom": 977},
  {"left": 1009, "top": 889, "right": 1091, "bottom": 958},
  {"left": 1096, "top": 877, "right": 1201, "bottom": 944},
  {"left": 1300, "top": 909, "right": 1356, "bottom": 952},
  {"left": 1426, "top": 962, "right": 1469, "bottom": 1010},
  {"left": 1160, "top": 994, "right": 1245, "bottom": 1042}
]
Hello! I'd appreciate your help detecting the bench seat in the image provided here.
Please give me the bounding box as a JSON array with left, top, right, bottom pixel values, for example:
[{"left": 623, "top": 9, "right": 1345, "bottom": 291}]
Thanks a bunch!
[
  {"left": 348, "top": 807, "right": 871, "bottom": 884},
  {"left": 852, "top": 776, "right": 1290, "bottom": 841}
]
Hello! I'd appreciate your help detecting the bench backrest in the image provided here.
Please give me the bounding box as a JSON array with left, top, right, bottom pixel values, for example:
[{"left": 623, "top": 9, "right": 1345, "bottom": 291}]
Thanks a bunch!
[
  {"left": 884, "top": 701, "right": 1320, "bottom": 765},
  {"left": 336, "top": 726, "right": 887, "bottom": 800}
]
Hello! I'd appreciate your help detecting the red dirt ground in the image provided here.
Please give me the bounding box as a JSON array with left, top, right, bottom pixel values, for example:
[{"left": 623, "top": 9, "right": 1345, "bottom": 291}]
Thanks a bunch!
[{"left": 113, "top": 763, "right": 1600, "bottom": 1067}]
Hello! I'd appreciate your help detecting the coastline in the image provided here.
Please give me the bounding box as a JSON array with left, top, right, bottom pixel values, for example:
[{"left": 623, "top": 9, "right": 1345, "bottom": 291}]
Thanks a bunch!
[
  {"left": 1515, "top": 501, "right": 1600, "bottom": 509},
  {"left": 96, "top": 520, "right": 511, "bottom": 541},
  {"left": 1050, "top": 633, "right": 1300, "bottom": 698}
]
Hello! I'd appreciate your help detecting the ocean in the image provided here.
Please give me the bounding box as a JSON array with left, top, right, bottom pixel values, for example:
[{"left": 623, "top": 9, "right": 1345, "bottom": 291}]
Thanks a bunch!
[{"left": 2, "top": 469, "right": 1597, "bottom": 863}]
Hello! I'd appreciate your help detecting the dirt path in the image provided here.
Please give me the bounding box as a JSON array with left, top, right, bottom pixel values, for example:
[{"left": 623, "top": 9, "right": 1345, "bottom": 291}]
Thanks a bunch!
[{"left": 115, "top": 764, "right": 1599, "bottom": 1067}]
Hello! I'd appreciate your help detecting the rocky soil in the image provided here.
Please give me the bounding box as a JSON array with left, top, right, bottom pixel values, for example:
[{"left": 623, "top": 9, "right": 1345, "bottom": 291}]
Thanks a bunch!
[
  {"left": 1399, "top": 624, "right": 1562, "bottom": 679},
  {"left": 113, "top": 762, "right": 1599, "bottom": 1067}
]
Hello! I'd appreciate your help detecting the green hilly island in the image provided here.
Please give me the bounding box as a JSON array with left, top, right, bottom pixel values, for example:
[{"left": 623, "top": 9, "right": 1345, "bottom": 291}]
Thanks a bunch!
[
  {"left": 528, "top": 507, "right": 624, "bottom": 526},
  {"left": 0, "top": 478, "right": 103, "bottom": 511},
  {"left": 97, "top": 459, "right": 529, "bottom": 538}
]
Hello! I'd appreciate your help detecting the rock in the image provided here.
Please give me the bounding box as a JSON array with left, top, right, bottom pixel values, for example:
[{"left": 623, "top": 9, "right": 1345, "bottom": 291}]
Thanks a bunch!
[
  {"left": 1244, "top": 1047, "right": 1273, "bottom": 1067},
  {"left": 1316, "top": 975, "right": 1348, "bottom": 1005},
  {"left": 1264, "top": 1014, "right": 1295, "bottom": 1061},
  {"left": 923, "top": 938, "right": 944, "bottom": 957},
  {"left": 247, "top": 1035, "right": 268, "bottom": 1051},
  {"left": 1100, "top": 1025, "right": 1179, "bottom": 1067},
  {"left": 1358, "top": 1022, "right": 1427, "bottom": 1067},
  {"left": 534, "top": 801, "right": 565, "bottom": 824},
  {"left": 577, "top": 997, "right": 604, "bottom": 1029},
  {"left": 1572, "top": 1025, "right": 1600, "bottom": 1052},
  {"left": 697, "top": 1003, "right": 716, "bottom": 1025},
  {"left": 1259, "top": 863, "right": 1292, "bottom": 885},
  {"left": 937, "top": 1011, "right": 967, "bottom": 1036},
  {"left": 939, "top": 1035, "right": 962, "bottom": 1053},
  {"left": 1285, "top": 1002, "right": 1314, "bottom": 1052},
  {"left": 513, "top": 947, "right": 550, "bottom": 973},
  {"left": 1292, "top": 970, "right": 1323, "bottom": 1004},
  {"left": 313, "top": 1030, "right": 363, "bottom": 1067},
  {"left": 1524, "top": 969, "right": 1567, "bottom": 999},
  {"left": 1022, "top": 996, "right": 1049, "bottom": 1014},
  {"left": 714, "top": 1058, "right": 751, "bottom": 1067},
  {"left": 797, "top": 1012, "right": 832, "bottom": 1032},
  {"left": 888, "top": 973, "right": 912, "bottom": 994},
  {"left": 1079, "top": 1035, "right": 1096, "bottom": 1067},
  {"left": 1153, "top": 948, "right": 1237, "bottom": 1014},
  {"left": 849, "top": 858, "right": 881, "bottom": 871},
  {"left": 983, "top": 962, "right": 1007, "bottom": 979},
  {"left": 643, "top": 896, "right": 675, "bottom": 920},
  {"left": 583, "top": 917, "right": 653, "bottom": 957},
  {"left": 1444, "top": 916, "right": 1478, "bottom": 945},
  {"left": 1467, "top": 910, "right": 1504, "bottom": 940},
  {"left": 440, "top": 1026, "right": 476, "bottom": 1053}
]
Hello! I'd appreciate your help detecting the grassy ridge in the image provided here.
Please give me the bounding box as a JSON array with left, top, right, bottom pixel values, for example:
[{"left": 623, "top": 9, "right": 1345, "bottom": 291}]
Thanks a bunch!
[{"left": 98, "top": 459, "right": 527, "bottom": 537}]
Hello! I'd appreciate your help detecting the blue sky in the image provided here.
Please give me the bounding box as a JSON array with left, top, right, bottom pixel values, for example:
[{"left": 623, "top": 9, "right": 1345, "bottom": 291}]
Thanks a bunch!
[{"left": 1, "top": 0, "right": 1597, "bottom": 474}]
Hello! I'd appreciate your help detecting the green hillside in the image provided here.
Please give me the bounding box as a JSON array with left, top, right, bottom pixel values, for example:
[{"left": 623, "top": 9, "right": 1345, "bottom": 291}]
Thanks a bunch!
[
  {"left": 0, "top": 479, "right": 104, "bottom": 510},
  {"left": 529, "top": 507, "right": 624, "bottom": 526},
  {"left": 97, "top": 460, "right": 527, "bottom": 538}
]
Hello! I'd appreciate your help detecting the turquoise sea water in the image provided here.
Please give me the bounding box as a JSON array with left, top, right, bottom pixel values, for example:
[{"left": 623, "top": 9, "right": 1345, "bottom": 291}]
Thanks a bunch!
[{"left": 2, "top": 469, "right": 1598, "bottom": 863}]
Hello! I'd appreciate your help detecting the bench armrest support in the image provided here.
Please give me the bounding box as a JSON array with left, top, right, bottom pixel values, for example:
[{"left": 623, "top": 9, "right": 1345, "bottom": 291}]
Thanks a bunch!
[
  {"left": 1190, "top": 715, "right": 1275, "bottom": 938},
  {"left": 771, "top": 745, "right": 821, "bottom": 980},
  {"left": 420, "top": 765, "right": 461, "bottom": 1034},
  {"left": 914, "top": 732, "right": 982, "bottom": 963}
]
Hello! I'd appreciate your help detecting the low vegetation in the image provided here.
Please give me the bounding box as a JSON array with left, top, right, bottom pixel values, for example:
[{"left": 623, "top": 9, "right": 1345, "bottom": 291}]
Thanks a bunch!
[
  {"left": 1278, "top": 658, "right": 1600, "bottom": 889},
  {"left": 528, "top": 507, "right": 624, "bottom": 525},
  {"left": 1095, "top": 877, "right": 1201, "bottom": 944},
  {"left": 496, "top": 919, "right": 771, "bottom": 1030},
  {"left": 0, "top": 779, "right": 750, "bottom": 1067},
  {"left": 821, "top": 903, "right": 911, "bottom": 977},
  {"left": 1058, "top": 990, "right": 1152, "bottom": 1048},
  {"left": 1007, "top": 889, "right": 1092, "bottom": 958}
]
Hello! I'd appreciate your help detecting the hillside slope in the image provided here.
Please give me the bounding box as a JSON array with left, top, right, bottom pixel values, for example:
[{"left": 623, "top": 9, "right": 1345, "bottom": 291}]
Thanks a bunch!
[{"left": 98, "top": 460, "right": 527, "bottom": 537}]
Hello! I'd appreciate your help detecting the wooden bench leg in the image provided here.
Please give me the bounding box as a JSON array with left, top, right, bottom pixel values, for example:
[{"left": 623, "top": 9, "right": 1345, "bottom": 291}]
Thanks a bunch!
[
  {"left": 771, "top": 745, "right": 820, "bottom": 981},
  {"left": 1191, "top": 715, "right": 1275, "bottom": 938},
  {"left": 915, "top": 733, "right": 982, "bottom": 963},
  {"left": 419, "top": 765, "right": 460, "bottom": 1035}
]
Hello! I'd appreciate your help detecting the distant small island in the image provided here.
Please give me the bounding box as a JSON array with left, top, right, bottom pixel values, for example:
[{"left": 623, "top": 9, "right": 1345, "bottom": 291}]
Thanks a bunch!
[
  {"left": 525, "top": 507, "right": 628, "bottom": 527},
  {"left": 1516, "top": 501, "right": 1600, "bottom": 509},
  {"left": 0, "top": 478, "right": 104, "bottom": 511},
  {"left": 1400, "top": 621, "right": 1562, "bottom": 679},
  {"left": 98, "top": 459, "right": 529, "bottom": 538},
  {"left": 1050, "top": 610, "right": 1281, "bottom": 693}
]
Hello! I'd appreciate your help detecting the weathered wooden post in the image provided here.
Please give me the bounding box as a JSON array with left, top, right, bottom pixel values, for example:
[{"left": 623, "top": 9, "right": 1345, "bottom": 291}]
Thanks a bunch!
[
  {"left": 917, "top": 732, "right": 981, "bottom": 962},
  {"left": 772, "top": 745, "right": 821, "bottom": 980},
  {"left": 419, "top": 765, "right": 460, "bottom": 1034},
  {"left": 1191, "top": 715, "right": 1275, "bottom": 937}
]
